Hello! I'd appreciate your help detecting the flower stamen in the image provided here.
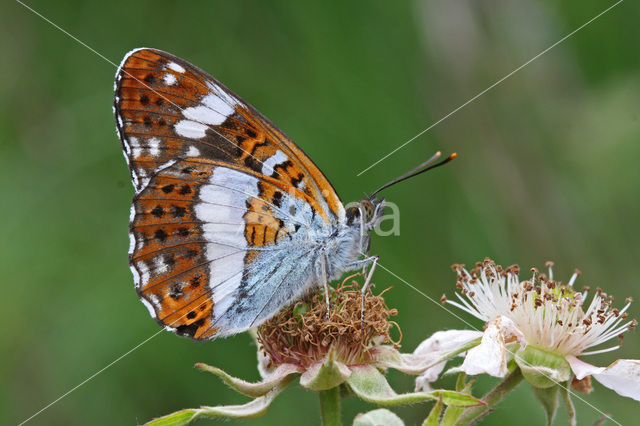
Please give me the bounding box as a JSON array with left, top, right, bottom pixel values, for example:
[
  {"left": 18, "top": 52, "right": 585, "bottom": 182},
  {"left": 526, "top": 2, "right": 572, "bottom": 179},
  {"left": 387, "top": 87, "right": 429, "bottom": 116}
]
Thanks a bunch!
[{"left": 446, "top": 259, "right": 636, "bottom": 357}]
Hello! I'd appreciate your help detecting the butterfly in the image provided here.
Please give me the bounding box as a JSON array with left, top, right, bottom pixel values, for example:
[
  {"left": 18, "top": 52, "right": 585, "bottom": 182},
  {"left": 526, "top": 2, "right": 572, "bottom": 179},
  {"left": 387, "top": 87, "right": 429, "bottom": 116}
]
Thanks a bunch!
[{"left": 113, "top": 48, "right": 454, "bottom": 340}]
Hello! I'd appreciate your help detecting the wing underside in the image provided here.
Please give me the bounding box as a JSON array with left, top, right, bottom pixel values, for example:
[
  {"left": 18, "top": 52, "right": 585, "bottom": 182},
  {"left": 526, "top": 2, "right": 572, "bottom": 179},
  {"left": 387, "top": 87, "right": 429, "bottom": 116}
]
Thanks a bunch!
[{"left": 114, "top": 48, "right": 346, "bottom": 339}]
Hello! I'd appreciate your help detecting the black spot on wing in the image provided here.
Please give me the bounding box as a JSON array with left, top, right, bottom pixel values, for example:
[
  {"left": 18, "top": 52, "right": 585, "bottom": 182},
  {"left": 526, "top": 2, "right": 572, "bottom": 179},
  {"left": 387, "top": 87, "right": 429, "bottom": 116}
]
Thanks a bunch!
[
  {"left": 191, "top": 274, "right": 202, "bottom": 287},
  {"left": 169, "top": 284, "right": 182, "bottom": 300},
  {"left": 172, "top": 205, "right": 187, "bottom": 218},
  {"left": 272, "top": 191, "right": 283, "bottom": 207},
  {"left": 271, "top": 160, "right": 293, "bottom": 178},
  {"left": 154, "top": 229, "right": 168, "bottom": 241},
  {"left": 151, "top": 206, "right": 164, "bottom": 218},
  {"left": 175, "top": 317, "right": 205, "bottom": 338}
]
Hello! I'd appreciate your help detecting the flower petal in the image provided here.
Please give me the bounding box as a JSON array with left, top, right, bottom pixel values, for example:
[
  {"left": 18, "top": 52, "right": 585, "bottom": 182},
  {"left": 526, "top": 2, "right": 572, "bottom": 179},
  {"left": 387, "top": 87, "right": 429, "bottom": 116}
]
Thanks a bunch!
[
  {"left": 195, "top": 362, "right": 301, "bottom": 398},
  {"left": 567, "top": 356, "right": 640, "bottom": 401},
  {"left": 299, "top": 357, "right": 352, "bottom": 391},
  {"left": 374, "top": 345, "right": 469, "bottom": 376},
  {"left": 410, "top": 330, "right": 482, "bottom": 389},
  {"left": 346, "top": 365, "right": 484, "bottom": 407},
  {"left": 414, "top": 330, "right": 484, "bottom": 354},
  {"left": 144, "top": 377, "right": 293, "bottom": 425},
  {"left": 353, "top": 408, "right": 405, "bottom": 426},
  {"left": 461, "top": 316, "right": 525, "bottom": 377},
  {"left": 566, "top": 356, "right": 604, "bottom": 380}
]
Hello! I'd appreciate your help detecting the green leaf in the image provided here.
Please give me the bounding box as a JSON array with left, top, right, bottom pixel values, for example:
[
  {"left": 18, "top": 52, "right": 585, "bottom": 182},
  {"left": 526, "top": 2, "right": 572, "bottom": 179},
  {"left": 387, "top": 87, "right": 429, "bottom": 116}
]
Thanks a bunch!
[
  {"left": 354, "top": 408, "right": 405, "bottom": 426},
  {"left": 430, "top": 390, "right": 484, "bottom": 408},
  {"left": 532, "top": 384, "right": 559, "bottom": 426},
  {"left": 144, "top": 409, "right": 199, "bottom": 426},
  {"left": 195, "top": 362, "right": 301, "bottom": 397},
  {"left": 441, "top": 375, "right": 474, "bottom": 425},
  {"left": 423, "top": 396, "right": 443, "bottom": 426}
]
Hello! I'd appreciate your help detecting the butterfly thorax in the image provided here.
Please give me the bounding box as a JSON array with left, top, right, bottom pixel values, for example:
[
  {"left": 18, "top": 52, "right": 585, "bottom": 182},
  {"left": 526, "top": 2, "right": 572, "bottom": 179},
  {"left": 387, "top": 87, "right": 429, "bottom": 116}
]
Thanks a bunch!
[{"left": 322, "top": 197, "right": 385, "bottom": 280}]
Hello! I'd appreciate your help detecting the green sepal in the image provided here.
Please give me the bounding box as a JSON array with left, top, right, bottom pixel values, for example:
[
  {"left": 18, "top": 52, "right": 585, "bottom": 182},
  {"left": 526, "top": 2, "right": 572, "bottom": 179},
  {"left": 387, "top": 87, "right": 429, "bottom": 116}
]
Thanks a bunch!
[
  {"left": 346, "top": 365, "right": 484, "bottom": 407},
  {"left": 144, "top": 376, "right": 294, "bottom": 425},
  {"left": 300, "top": 356, "right": 352, "bottom": 391},
  {"left": 441, "top": 374, "right": 475, "bottom": 425},
  {"left": 532, "top": 384, "right": 559, "bottom": 426},
  {"left": 515, "top": 346, "right": 571, "bottom": 389},
  {"left": 195, "top": 362, "right": 301, "bottom": 397}
]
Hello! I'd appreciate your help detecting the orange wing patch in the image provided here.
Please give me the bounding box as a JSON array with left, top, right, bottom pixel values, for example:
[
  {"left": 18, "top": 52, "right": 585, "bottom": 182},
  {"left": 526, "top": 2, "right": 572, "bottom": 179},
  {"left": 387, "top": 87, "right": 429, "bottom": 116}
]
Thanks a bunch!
[{"left": 131, "top": 162, "right": 219, "bottom": 340}]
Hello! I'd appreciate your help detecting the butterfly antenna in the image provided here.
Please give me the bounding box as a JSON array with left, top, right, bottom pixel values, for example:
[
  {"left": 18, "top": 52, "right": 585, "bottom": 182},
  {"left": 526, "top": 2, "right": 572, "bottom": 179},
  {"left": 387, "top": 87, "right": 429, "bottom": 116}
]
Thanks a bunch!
[{"left": 369, "top": 151, "right": 457, "bottom": 198}]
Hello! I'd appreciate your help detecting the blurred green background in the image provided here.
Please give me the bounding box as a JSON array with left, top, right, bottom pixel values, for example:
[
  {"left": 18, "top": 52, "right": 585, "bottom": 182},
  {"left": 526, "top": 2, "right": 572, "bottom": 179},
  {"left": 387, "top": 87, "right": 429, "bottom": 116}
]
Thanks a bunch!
[{"left": 2, "top": 1, "right": 639, "bottom": 424}]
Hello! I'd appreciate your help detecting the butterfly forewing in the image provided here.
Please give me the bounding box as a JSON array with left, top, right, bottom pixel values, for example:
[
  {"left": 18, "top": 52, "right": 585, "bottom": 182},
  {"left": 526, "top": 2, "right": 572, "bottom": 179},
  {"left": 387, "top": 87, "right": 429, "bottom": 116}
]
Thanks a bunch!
[
  {"left": 114, "top": 48, "right": 343, "bottom": 220},
  {"left": 114, "top": 48, "right": 345, "bottom": 340}
]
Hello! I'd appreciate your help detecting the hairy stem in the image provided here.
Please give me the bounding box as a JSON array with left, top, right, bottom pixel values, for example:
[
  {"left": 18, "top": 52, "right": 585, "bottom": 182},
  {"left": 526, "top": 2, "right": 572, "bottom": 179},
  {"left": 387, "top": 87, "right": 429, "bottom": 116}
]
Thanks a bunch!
[
  {"left": 560, "top": 382, "right": 577, "bottom": 426},
  {"left": 456, "top": 368, "right": 524, "bottom": 425},
  {"left": 319, "top": 387, "right": 341, "bottom": 426}
]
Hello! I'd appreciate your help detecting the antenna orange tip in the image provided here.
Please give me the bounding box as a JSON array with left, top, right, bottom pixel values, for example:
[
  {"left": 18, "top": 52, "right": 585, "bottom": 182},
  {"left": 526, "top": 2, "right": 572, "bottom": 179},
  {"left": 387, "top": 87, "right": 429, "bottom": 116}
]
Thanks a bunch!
[{"left": 450, "top": 152, "right": 458, "bottom": 159}]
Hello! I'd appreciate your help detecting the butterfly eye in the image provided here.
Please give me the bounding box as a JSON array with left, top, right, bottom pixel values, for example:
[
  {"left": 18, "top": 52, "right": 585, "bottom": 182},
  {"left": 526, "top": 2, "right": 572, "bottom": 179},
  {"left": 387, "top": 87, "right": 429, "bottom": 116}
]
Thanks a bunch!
[
  {"left": 360, "top": 199, "right": 375, "bottom": 223},
  {"left": 346, "top": 206, "right": 361, "bottom": 225}
]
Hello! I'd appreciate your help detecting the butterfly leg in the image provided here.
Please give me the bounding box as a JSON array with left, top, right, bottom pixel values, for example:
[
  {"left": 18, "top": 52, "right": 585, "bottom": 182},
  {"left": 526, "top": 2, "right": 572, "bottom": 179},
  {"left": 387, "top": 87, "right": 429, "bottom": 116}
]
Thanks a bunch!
[
  {"left": 360, "top": 256, "right": 379, "bottom": 328},
  {"left": 358, "top": 207, "right": 370, "bottom": 278},
  {"left": 345, "top": 255, "right": 379, "bottom": 328},
  {"left": 321, "top": 254, "right": 331, "bottom": 319}
]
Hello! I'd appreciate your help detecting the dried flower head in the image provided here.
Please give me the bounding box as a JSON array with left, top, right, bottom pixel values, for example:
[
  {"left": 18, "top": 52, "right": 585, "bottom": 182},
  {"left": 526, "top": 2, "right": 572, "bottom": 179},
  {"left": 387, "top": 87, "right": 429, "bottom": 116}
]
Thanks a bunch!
[{"left": 257, "top": 275, "right": 400, "bottom": 368}]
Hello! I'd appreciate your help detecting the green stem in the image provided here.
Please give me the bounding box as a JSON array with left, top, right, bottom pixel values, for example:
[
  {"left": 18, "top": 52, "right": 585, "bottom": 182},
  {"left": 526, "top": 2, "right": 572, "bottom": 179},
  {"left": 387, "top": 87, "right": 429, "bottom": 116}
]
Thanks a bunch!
[
  {"left": 560, "top": 382, "right": 577, "bottom": 426},
  {"left": 319, "top": 387, "right": 341, "bottom": 426},
  {"left": 455, "top": 368, "right": 524, "bottom": 425}
]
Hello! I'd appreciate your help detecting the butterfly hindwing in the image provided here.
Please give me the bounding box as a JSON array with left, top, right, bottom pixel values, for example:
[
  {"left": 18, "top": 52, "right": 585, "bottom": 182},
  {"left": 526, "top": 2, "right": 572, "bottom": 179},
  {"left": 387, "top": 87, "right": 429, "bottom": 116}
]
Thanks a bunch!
[{"left": 130, "top": 157, "right": 328, "bottom": 339}]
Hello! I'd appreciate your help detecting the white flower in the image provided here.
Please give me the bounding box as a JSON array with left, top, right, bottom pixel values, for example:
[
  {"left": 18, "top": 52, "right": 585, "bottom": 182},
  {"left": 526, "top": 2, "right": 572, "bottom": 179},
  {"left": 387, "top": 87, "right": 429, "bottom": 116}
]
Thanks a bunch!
[{"left": 415, "top": 259, "right": 639, "bottom": 401}]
